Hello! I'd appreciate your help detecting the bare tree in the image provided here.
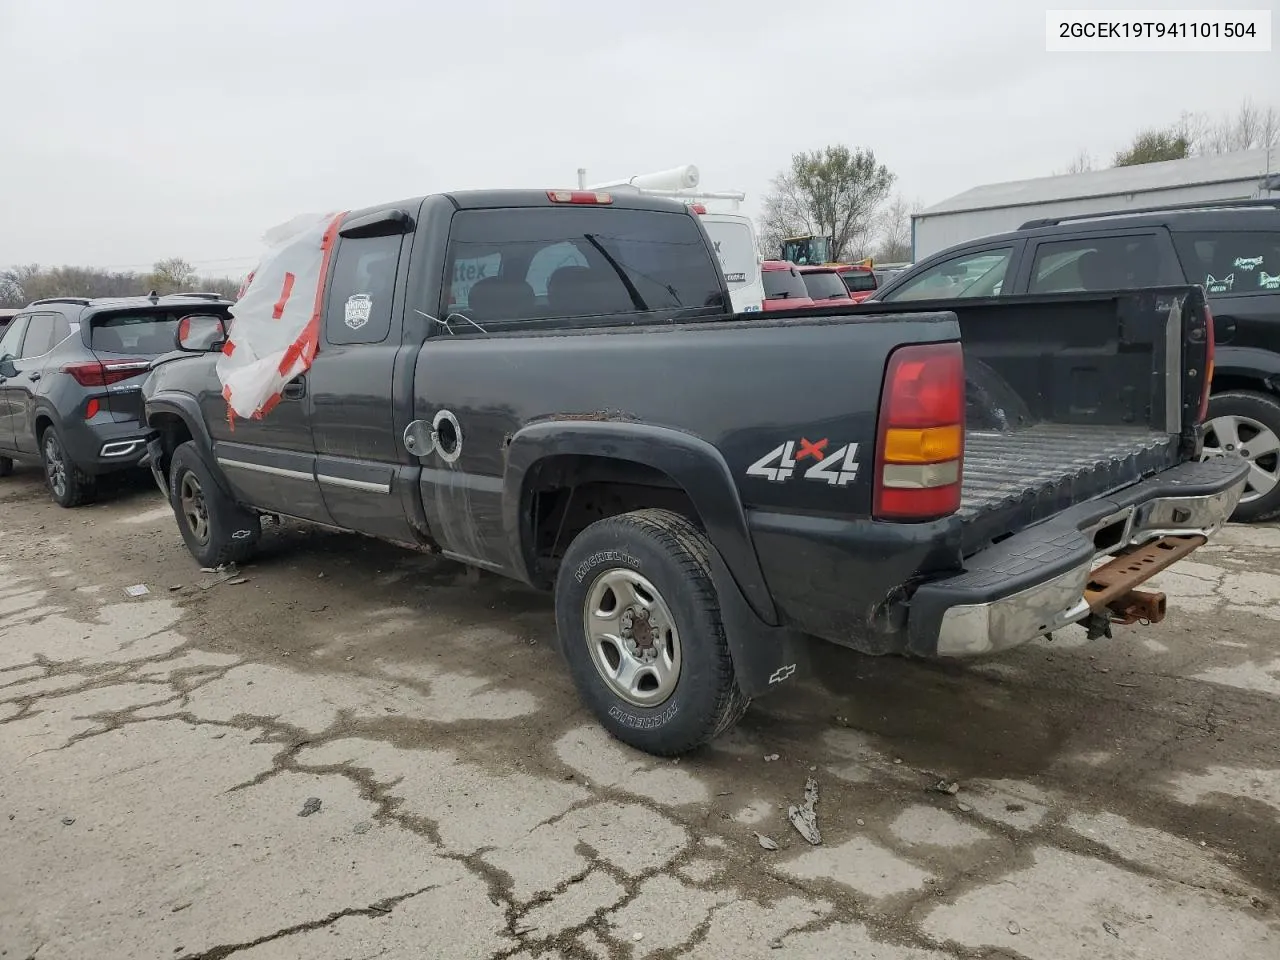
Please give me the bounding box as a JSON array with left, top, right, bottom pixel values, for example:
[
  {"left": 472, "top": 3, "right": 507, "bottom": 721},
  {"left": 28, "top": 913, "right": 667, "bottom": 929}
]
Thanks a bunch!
[
  {"left": 1198, "top": 99, "right": 1280, "bottom": 154},
  {"left": 1058, "top": 149, "right": 1094, "bottom": 175},
  {"left": 758, "top": 145, "right": 895, "bottom": 262},
  {"left": 874, "top": 195, "right": 920, "bottom": 262}
]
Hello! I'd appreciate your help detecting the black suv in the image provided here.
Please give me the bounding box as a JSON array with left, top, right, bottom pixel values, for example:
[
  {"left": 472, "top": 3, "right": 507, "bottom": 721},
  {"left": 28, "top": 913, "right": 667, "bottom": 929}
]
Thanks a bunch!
[
  {"left": 0, "top": 293, "right": 232, "bottom": 506},
  {"left": 871, "top": 199, "right": 1280, "bottom": 521}
]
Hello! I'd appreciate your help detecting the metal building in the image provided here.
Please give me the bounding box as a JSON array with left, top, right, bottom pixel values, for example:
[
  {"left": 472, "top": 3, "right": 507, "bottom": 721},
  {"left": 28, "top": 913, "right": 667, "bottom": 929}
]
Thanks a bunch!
[{"left": 912, "top": 148, "right": 1280, "bottom": 261}]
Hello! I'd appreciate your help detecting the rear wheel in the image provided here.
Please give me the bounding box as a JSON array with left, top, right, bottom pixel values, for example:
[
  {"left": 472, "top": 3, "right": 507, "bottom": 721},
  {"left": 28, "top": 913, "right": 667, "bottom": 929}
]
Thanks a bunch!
[
  {"left": 40, "top": 426, "right": 96, "bottom": 508},
  {"left": 554, "top": 508, "right": 749, "bottom": 756},
  {"left": 1202, "top": 390, "right": 1280, "bottom": 523},
  {"left": 0, "top": 457, "right": 12, "bottom": 478},
  {"left": 168, "top": 441, "right": 261, "bottom": 567}
]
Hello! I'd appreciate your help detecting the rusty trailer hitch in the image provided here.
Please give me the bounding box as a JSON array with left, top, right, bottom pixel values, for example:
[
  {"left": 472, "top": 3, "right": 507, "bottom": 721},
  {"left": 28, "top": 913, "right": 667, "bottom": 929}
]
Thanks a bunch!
[{"left": 1082, "top": 534, "right": 1206, "bottom": 626}]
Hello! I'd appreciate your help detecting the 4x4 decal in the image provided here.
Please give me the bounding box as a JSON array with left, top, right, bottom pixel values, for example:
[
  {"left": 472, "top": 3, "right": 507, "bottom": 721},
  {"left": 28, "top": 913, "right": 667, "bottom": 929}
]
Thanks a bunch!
[{"left": 746, "top": 439, "right": 860, "bottom": 486}]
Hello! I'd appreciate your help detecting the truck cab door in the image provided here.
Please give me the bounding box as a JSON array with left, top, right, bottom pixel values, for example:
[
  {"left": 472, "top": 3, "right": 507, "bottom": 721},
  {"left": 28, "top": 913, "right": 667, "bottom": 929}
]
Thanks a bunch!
[{"left": 306, "top": 206, "right": 421, "bottom": 545}]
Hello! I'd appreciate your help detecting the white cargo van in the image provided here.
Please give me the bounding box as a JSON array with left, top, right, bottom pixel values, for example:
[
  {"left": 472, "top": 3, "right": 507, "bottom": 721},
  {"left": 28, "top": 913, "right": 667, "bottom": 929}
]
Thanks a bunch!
[{"left": 693, "top": 210, "right": 764, "bottom": 313}]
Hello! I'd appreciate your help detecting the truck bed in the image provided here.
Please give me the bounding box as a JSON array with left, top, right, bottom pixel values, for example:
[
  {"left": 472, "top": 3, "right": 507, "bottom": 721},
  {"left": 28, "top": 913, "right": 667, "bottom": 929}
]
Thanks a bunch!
[{"left": 960, "top": 424, "right": 1177, "bottom": 553}]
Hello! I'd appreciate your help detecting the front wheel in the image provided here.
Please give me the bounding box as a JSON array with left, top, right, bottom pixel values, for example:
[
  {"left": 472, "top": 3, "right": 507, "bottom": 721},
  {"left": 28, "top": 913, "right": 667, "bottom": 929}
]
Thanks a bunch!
[
  {"left": 1202, "top": 390, "right": 1280, "bottom": 523},
  {"left": 0, "top": 457, "right": 12, "bottom": 478},
  {"left": 168, "top": 441, "right": 261, "bottom": 567},
  {"left": 554, "top": 508, "right": 749, "bottom": 756},
  {"left": 40, "top": 426, "right": 96, "bottom": 508}
]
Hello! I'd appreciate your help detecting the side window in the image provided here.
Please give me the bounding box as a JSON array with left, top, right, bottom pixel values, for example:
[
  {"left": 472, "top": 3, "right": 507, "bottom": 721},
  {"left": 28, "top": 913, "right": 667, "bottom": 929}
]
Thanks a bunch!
[
  {"left": 324, "top": 234, "right": 402, "bottom": 346},
  {"left": 1028, "top": 234, "right": 1164, "bottom": 293},
  {"left": 883, "top": 248, "right": 1013, "bottom": 302},
  {"left": 1172, "top": 230, "right": 1280, "bottom": 297},
  {"left": 19, "top": 313, "right": 71, "bottom": 358},
  {"left": 0, "top": 316, "right": 30, "bottom": 359}
]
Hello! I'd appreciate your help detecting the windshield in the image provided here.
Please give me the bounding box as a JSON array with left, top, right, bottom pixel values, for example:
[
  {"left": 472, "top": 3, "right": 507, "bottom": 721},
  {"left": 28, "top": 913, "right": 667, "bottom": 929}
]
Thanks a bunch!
[
  {"left": 762, "top": 267, "right": 810, "bottom": 300},
  {"left": 781, "top": 236, "right": 832, "bottom": 265},
  {"left": 801, "top": 271, "right": 850, "bottom": 300},
  {"left": 702, "top": 220, "right": 758, "bottom": 290}
]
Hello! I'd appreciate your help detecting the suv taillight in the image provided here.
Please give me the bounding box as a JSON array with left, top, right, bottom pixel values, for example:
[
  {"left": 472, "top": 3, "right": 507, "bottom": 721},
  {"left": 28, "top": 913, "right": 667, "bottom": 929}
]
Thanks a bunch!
[
  {"left": 62, "top": 359, "right": 149, "bottom": 387},
  {"left": 873, "top": 341, "right": 965, "bottom": 521},
  {"left": 1199, "top": 304, "right": 1215, "bottom": 423}
]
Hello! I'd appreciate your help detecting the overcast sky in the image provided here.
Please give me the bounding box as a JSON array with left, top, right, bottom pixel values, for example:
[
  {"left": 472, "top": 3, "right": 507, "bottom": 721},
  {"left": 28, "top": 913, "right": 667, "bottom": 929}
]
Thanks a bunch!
[{"left": 1, "top": 0, "right": 1274, "bottom": 275}]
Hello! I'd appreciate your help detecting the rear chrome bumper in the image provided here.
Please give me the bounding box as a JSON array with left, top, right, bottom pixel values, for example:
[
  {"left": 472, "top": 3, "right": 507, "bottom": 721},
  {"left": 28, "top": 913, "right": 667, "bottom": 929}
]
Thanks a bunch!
[{"left": 908, "top": 458, "right": 1248, "bottom": 658}]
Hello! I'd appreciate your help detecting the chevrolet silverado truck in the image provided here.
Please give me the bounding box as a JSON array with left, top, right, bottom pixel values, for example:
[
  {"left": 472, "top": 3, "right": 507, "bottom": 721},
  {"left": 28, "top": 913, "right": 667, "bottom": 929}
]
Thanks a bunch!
[{"left": 141, "top": 188, "right": 1247, "bottom": 756}]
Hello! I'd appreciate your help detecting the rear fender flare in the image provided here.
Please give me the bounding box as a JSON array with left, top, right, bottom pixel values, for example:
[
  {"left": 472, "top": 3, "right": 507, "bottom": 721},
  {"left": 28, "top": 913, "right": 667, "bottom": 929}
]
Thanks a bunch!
[
  {"left": 144, "top": 393, "right": 234, "bottom": 498},
  {"left": 503, "top": 419, "right": 778, "bottom": 625}
]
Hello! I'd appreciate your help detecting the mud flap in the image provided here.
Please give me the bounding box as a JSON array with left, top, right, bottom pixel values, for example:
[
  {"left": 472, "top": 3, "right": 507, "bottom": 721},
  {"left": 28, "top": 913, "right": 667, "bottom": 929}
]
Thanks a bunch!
[
  {"left": 145, "top": 435, "right": 166, "bottom": 495},
  {"left": 708, "top": 545, "right": 806, "bottom": 697}
]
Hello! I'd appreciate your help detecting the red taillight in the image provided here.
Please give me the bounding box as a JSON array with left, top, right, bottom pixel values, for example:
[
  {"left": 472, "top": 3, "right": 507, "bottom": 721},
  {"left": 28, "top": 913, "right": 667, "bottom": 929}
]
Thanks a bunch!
[
  {"left": 61, "top": 360, "right": 149, "bottom": 387},
  {"left": 1199, "top": 304, "right": 1215, "bottom": 423},
  {"left": 874, "top": 341, "right": 965, "bottom": 522},
  {"left": 86, "top": 398, "right": 100, "bottom": 419},
  {"left": 690, "top": 203, "right": 707, "bottom": 214},
  {"left": 547, "top": 190, "right": 613, "bottom": 205}
]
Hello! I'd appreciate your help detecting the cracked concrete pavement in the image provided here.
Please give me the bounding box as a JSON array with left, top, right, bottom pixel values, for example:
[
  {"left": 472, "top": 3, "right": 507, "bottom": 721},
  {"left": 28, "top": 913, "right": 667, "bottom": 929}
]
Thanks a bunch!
[{"left": 2, "top": 466, "right": 1279, "bottom": 959}]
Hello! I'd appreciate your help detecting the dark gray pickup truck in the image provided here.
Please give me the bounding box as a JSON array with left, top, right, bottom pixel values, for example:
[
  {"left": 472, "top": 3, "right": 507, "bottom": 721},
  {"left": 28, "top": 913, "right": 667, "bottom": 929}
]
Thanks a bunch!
[{"left": 141, "top": 189, "right": 1246, "bottom": 755}]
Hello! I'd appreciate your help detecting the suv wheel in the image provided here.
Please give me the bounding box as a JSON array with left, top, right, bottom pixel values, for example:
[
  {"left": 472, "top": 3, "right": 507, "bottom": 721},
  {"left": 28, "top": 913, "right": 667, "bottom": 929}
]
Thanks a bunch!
[
  {"left": 168, "top": 441, "right": 262, "bottom": 567},
  {"left": 0, "top": 457, "right": 12, "bottom": 478},
  {"left": 40, "top": 426, "right": 96, "bottom": 508},
  {"left": 554, "top": 508, "right": 749, "bottom": 756},
  {"left": 1202, "top": 390, "right": 1280, "bottom": 523}
]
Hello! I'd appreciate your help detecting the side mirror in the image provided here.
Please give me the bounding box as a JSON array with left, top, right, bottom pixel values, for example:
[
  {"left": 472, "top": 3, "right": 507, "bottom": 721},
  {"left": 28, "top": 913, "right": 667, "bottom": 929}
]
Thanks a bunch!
[
  {"left": 176, "top": 314, "right": 228, "bottom": 353},
  {"left": 0, "top": 355, "right": 15, "bottom": 378}
]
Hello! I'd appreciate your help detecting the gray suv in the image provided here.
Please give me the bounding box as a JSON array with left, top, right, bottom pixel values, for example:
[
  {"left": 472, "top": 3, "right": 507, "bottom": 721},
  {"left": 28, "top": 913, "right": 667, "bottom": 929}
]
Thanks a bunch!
[{"left": 0, "top": 293, "right": 232, "bottom": 506}]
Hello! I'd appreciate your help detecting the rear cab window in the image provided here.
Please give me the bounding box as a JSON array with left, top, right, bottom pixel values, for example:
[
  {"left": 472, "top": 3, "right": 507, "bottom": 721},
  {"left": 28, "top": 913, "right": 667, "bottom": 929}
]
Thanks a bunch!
[
  {"left": 442, "top": 207, "right": 727, "bottom": 326},
  {"left": 1172, "top": 230, "right": 1280, "bottom": 297},
  {"left": 762, "top": 266, "right": 810, "bottom": 301}
]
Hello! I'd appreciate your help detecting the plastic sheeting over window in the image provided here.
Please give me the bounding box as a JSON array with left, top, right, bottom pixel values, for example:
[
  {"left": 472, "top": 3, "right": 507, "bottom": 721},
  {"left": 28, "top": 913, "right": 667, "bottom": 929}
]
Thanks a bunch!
[{"left": 216, "top": 211, "right": 345, "bottom": 422}]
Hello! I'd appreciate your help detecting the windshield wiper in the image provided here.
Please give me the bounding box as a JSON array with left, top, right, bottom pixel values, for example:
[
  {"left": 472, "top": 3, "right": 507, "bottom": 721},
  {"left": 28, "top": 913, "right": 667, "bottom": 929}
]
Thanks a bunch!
[{"left": 582, "top": 233, "right": 648, "bottom": 311}]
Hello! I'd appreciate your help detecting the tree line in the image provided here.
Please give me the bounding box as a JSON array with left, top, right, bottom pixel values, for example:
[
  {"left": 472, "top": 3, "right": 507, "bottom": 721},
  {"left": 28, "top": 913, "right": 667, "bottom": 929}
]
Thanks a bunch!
[
  {"left": 0, "top": 258, "right": 241, "bottom": 309},
  {"left": 1061, "top": 98, "right": 1278, "bottom": 171}
]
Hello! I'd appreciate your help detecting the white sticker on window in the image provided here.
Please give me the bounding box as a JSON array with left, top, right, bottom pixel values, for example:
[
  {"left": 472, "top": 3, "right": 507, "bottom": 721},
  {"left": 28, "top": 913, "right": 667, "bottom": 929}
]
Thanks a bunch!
[
  {"left": 1205, "top": 273, "right": 1235, "bottom": 294},
  {"left": 344, "top": 293, "right": 372, "bottom": 330},
  {"left": 1233, "top": 255, "right": 1264, "bottom": 271},
  {"left": 1260, "top": 271, "right": 1280, "bottom": 290}
]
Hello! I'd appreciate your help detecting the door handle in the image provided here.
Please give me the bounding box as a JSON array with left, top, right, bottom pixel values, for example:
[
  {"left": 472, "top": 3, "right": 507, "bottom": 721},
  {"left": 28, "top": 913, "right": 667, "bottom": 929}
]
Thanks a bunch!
[
  {"left": 27, "top": 372, "right": 40, "bottom": 382},
  {"left": 282, "top": 376, "right": 306, "bottom": 400}
]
